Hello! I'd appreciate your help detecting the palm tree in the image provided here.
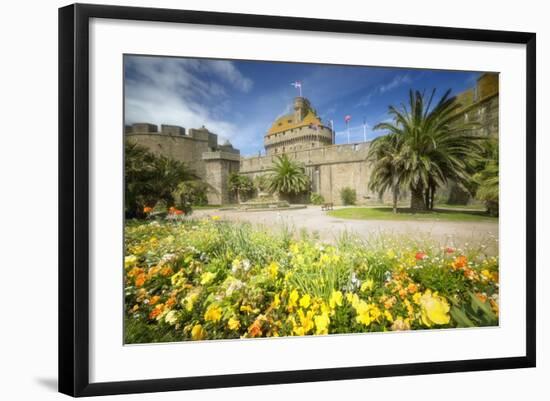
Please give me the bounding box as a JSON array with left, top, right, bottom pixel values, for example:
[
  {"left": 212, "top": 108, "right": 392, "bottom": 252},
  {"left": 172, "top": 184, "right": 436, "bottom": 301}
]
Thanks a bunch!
[
  {"left": 373, "top": 89, "right": 482, "bottom": 211},
  {"left": 367, "top": 133, "right": 404, "bottom": 213},
  {"left": 474, "top": 144, "right": 499, "bottom": 216},
  {"left": 267, "top": 154, "right": 310, "bottom": 199},
  {"left": 228, "top": 172, "right": 254, "bottom": 204}
]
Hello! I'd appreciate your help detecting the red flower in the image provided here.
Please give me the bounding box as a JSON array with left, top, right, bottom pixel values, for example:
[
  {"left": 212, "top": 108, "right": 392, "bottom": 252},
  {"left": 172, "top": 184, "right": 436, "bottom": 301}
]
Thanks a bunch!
[
  {"left": 143, "top": 206, "right": 153, "bottom": 214},
  {"left": 445, "top": 247, "right": 455, "bottom": 254},
  {"left": 174, "top": 209, "right": 184, "bottom": 215},
  {"left": 415, "top": 252, "right": 427, "bottom": 261}
]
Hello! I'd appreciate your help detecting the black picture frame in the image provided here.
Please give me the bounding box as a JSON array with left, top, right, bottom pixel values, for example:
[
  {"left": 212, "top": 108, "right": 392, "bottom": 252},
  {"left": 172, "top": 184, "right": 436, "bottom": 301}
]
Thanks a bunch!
[{"left": 58, "top": 3, "right": 536, "bottom": 397}]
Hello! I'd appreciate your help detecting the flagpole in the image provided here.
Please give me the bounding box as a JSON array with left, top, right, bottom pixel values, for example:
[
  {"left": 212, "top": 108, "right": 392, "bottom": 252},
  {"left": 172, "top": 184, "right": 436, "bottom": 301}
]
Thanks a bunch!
[
  {"left": 346, "top": 121, "right": 350, "bottom": 144},
  {"left": 363, "top": 119, "right": 367, "bottom": 142},
  {"left": 329, "top": 120, "right": 334, "bottom": 144}
]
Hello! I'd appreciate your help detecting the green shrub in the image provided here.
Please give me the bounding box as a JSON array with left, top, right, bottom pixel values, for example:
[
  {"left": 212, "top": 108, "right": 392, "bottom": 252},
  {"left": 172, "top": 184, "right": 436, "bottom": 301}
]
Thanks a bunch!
[
  {"left": 310, "top": 192, "right": 325, "bottom": 205},
  {"left": 340, "top": 187, "right": 357, "bottom": 205}
]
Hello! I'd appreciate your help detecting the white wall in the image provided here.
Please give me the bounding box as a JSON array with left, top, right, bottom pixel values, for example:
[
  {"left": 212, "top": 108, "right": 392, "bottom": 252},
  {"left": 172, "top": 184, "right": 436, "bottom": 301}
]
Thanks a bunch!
[{"left": 0, "top": 0, "right": 546, "bottom": 399}]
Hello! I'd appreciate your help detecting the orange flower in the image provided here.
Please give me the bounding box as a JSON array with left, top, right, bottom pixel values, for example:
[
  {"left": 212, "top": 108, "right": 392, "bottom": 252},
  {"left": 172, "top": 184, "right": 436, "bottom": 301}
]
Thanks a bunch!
[
  {"left": 149, "top": 295, "right": 161, "bottom": 305},
  {"left": 160, "top": 266, "right": 173, "bottom": 277},
  {"left": 148, "top": 305, "right": 163, "bottom": 319},
  {"left": 135, "top": 273, "right": 146, "bottom": 288},
  {"left": 451, "top": 255, "right": 468, "bottom": 270},
  {"left": 407, "top": 283, "right": 418, "bottom": 294},
  {"left": 248, "top": 320, "right": 263, "bottom": 338},
  {"left": 415, "top": 252, "right": 427, "bottom": 260},
  {"left": 476, "top": 293, "right": 488, "bottom": 303},
  {"left": 384, "top": 296, "right": 397, "bottom": 310},
  {"left": 463, "top": 267, "right": 477, "bottom": 281},
  {"left": 165, "top": 296, "right": 176, "bottom": 308},
  {"left": 174, "top": 209, "right": 184, "bottom": 215},
  {"left": 143, "top": 206, "right": 153, "bottom": 214}
]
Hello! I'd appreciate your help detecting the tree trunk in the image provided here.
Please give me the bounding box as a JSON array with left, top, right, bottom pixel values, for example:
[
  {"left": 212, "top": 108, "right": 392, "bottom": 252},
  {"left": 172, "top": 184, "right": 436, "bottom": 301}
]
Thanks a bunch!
[
  {"left": 410, "top": 185, "right": 427, "bottom": 212},
  {"left": 392, "top": 185, "right": 398, "bottom": 214},
  {"left": 430, "top": 187, "right": 436, "bottom": 210}
]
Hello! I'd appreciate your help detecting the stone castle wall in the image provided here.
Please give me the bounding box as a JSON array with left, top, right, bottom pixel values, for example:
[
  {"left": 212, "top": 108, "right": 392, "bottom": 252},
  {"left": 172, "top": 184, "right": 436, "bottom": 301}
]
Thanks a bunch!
[
  {"left": 240, "top": 142, "right": 380, "bottom": 204},
  {"left": 125, "top": 123, "right": 240, "bottom": 205}
]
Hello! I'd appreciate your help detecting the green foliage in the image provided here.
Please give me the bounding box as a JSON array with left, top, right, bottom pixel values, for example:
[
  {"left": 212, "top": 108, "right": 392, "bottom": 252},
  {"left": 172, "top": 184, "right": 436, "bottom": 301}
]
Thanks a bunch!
[
  {"left": 125, "top": 140, "right": 198, "bottom": 218},
  {"left": 474, "top": 143, "right": 499, "bottom": 216},
  {"left": 228, "top": 172, "right": 254, "bottom": 203},
  {"left": 310, "top": 192, "right": 325, "bottom": 205},
  {"left": 367, "top": 133, "right": 404, "bottom": 212},
  {"left": 373, "top": 89, "right": 484, "bottom": 211},
  {"left": 174, "top": 180, "right": 209, "bottom": 207},
  {"left": 450, "top": 293, "right": 498, "bottom": 327},
  {"left": 253, "top": 174, "right": 271, "bottom": 193},
  {"left": 340, "top": 187, "right": 357, "bottom": 205},
  {"left": 267, "top": 154, "right": 310, "bottom": 196}
]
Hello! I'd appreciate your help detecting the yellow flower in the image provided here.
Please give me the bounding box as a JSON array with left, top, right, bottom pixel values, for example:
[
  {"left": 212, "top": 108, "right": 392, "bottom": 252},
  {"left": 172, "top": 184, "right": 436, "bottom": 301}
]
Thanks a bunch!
[
  {"left": 240, "top": 304, "right": 253, "bottom": 313},
  {"left": 191, "top": 324, "right": 206, "bottom": 340},
  {"left": 200, "top": 271, "right": 216, "bottom": 285},
  {"left": 314, "top": 312, "right": 330, "bottom": 335},
  {"left": 299, "top": 294, "right": 311, "bottom": 309},
  {"left": 361, "top": 278, "right": 374, "bottom": 292},
  {"left": 165, "top": 310, "right": 178, "bottom": 325},
  {"left": 354, "top": 300, "right": 372, "bottom": 326},
  {"left": 386, "top": 249, "right": 396, "bottom": 259},
  {"left": 271, "top": 294, "right": 281, "bottom": 309},
  {"left": 267, "top": 261, "right": 279, "bottom": 279},
  {"left": 294, "top": 309, "right": 315, "bottom": 335},
  {"left": 419, "top": 290, "right": 451, "bottom": 327},
  {"left": 391, "top": 317, "right": 411, "bottom": 331},
  {"left": 211, "top": 215, "right": 221, "bottom": 221},
  {"left": 204, "top": 304, "right": 222, "bottom": 322},
  {"left": 329, "top": 290, "right": 343, "bottom": 309},
  {"left": 182, "top": 292, "right": 199, "bottom": 312},
  {"left": 124, "top": 255, "right": 138, "bottom": 269},
  {"left": 384, "top": 310, "right": 394, "bottom": 323},
  {"left": 412, "top": 292, "right": 422, "bottom": 305},
  {"left": 170, "top": 270, "right": 186, "bottom": 287},
  {"left": 227, "top": 317, "right": 241, "bottom": 331},
  {"left": 287, "top": 289, "right": 299, "bottom": 311}
]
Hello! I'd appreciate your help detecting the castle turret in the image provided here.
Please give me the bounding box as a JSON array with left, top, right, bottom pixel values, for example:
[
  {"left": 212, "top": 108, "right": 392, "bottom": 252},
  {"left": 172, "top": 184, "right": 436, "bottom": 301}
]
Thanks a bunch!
[
  {"left": 293, "top": 96, "right": 310, "bottom": 123},
  {"left": 264, "top": 96, "right": 333, "bottom": 156}
]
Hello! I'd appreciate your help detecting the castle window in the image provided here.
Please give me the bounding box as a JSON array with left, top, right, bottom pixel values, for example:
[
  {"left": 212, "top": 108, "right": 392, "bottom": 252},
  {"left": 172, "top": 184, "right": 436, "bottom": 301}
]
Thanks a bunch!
[
  {"left": 311, "top": 143, "right": 315, "bottom": 148},
  {"left": 353, "top": 144, "right": 359, "bottom": 151}
]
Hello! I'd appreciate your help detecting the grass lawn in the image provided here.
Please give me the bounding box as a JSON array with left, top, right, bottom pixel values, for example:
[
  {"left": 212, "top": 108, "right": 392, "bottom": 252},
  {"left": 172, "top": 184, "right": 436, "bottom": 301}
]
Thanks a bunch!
[{"left": 328, "top": 206, "right": 497, "bottom": 222}]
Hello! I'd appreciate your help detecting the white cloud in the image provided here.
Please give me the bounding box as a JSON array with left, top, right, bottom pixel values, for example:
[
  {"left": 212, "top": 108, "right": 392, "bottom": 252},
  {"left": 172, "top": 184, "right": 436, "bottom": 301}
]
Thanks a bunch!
[
  {"left": 355, "top": 74, "right": 412, "bottom": 108},
  {"left": 379, "top": 74, "right": 412, "bottom": 93},
  {"left": 124, "top": 56, "right": 254, "bottom": 142}
]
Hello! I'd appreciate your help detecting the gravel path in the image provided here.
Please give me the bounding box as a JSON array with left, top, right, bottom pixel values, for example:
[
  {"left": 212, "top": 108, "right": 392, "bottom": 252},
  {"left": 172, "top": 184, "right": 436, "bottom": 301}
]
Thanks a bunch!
[{"left": 193, "top": 206, "right": 499, "bottom": 254}]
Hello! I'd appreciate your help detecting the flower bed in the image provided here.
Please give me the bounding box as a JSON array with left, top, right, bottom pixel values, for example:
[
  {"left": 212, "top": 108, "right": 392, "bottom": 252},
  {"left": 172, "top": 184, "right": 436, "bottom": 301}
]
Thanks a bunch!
[{"left": 124, "top": 218, "right": 499, "bottom": 343}]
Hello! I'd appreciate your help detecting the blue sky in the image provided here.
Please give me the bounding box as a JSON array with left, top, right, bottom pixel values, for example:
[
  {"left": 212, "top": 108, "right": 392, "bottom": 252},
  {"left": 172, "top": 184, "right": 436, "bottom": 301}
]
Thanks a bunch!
[{"left": 124, "top": 55, "right": 481, "bottom": 156}]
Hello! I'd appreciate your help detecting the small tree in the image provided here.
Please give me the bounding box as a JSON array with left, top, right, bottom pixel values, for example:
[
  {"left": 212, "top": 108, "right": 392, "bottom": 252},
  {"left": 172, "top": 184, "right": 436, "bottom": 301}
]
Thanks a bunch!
[
  {"left": 125, "top": 140, "right": 197, "bottom": 218},
  {"left": 228, "top": 173, "right": 254, "bottom": 204},
  {"left": 173, "top": 180, "right": 209, "bottom": 207},
  {"left": 267, "top": 154, "right": 310, "bottom": 200},
  {"left": 310, "top": 193, "right": 325, "bottom": 205},
  {"left": 340, "top": 187, "right": 357, "bottom": 205}
]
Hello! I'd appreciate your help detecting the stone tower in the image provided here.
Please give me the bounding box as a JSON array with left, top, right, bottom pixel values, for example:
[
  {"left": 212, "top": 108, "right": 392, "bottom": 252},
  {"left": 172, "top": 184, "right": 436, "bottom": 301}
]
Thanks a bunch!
[{"left": 264, "top": 96, "right": 334, "bottom": 155}]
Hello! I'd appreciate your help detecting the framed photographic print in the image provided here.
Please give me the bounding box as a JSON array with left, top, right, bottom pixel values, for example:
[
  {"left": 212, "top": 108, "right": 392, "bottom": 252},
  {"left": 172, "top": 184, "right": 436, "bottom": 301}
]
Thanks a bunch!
[{"left": 58, "top": 3, "right": 536, "bottom": 397}]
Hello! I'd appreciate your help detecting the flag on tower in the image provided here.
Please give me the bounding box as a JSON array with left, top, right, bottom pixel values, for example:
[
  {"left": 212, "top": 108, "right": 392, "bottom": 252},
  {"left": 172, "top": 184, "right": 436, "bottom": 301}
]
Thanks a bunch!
[
  {"left": 344, "top": 115, "right": 352, "bottom": 123},
  {"left": 291, "top": 81, "right": 302, "bottom": 96}
]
